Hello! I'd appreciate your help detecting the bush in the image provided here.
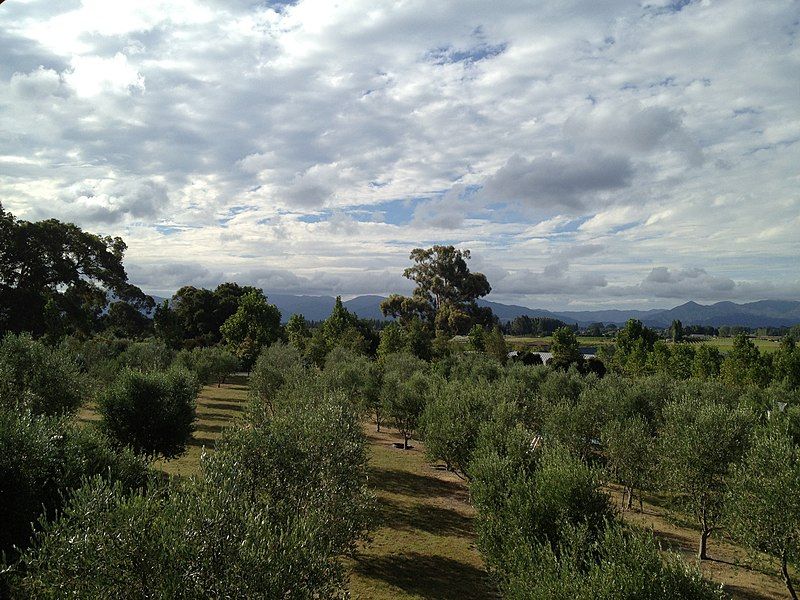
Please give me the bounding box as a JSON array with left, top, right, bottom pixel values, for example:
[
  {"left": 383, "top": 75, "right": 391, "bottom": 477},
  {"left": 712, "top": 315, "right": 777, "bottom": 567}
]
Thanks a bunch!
[
  {"left": 503, "top": 522, "right": 727, "bottom": 600},
  {"left": 0, "top": 408, "right": 148, "bottom": 559},
  {"left": 321, "top": 347, "right": 381, "bottom": 427},
  {"left": 470, "top": 436, "right": 611, "bottom": 580},
  {"left": 100, "top": 368, "right": 199, "bottom": 459},
  {"left": 249, "top": 342, "right": 308, "bottom": 415},
  {"left": 119, "top": 339, "right": 173, "bottom": 372},
  {"left": 175, "top": 346, "right": 239, "bottom": 386},
  {"left": 12, "top": 378, "right": 374, "bottom": 599},
  {"left": 0, "top": 333, "right": 83, "bottom": 415},
  {"left": 380, "top": 353, "right": 430, "bottom": 448},
  {"left": 422, "top": 377, "right": 499, "bottom": 479}
]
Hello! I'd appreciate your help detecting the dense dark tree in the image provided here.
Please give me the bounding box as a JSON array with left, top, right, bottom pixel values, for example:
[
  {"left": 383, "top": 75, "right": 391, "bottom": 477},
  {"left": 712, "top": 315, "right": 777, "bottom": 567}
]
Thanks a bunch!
[
  {"left": 381, "top": 245, "right": 494, "bottom": 335},
  {"left": 0, "top": 203, "right": 152, "bottom": 338},
  {"left": 153, "top": 299, "right": 184, "bottom": 348},
  {"left": 105, "top": 300, "right": 152, "bottom": 338},
  {"left": 100, "top": 368, "right": 199, "bottom": 459},
  {"left": 550, "top": 326, "right": 582, "bottom": 369},
  {"left": 468, "top": 324, "right": 486, "bottom": 351},
  {"left": 670, "top": 319, "right": 684, "bottom": 342},
  {"left": 285, "top": 313, "right": 311, "bottom": 354},
  {"left": 483, "top": 325, "right": 509, "bottom": 364},
  {"left": 220, "top": 290, "right": 282, "bottom": 371},
  {"left": 171, "top": 286, "right": 219, "bottom": 346}
]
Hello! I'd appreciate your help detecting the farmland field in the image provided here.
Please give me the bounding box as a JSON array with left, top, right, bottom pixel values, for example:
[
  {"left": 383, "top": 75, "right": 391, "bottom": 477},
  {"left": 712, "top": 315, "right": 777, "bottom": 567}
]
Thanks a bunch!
[{"left": 76, "top": 377, "right": 793, "bottom": 600}]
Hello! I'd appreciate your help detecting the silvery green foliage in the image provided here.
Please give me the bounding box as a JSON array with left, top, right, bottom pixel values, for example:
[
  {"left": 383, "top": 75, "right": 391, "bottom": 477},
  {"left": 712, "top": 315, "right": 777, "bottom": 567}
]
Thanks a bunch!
[
  {"left": 0, "top": 408, "right": 148, "bottom": 560},
  {"left": 726, "top": 422, "right": 800, "bottom": 599},
  {"left": 174, "top": 346, "right": 239, "bottom": 386},
  {"left": 0, "top": 333, "right": 83, "bottom": 415},
  {"left": 502, "top": 522, "right": 727, "bottom": 600},
  {"left": 470, "top": 423, "right": 727, "bottom": 599},
  {"left": 248, "top": 341, "right": 307, "bottom": 415},
  {"left": 657, "top": 395, "right": 754, "bottom": 559},
  {"left": 11, "top": 379, "right": 373, "bottom": 599}
]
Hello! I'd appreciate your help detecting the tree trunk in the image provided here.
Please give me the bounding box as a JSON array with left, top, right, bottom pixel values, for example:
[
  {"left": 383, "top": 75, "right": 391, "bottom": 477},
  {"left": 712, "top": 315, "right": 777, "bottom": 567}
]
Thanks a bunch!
[
  {"left": 782, "top": 551, "right": 798, "bottom": 600},
  {"left": 626, "top": 487, "right": 633, "bottom": 510},
  {"left": 698, "top": 525, "right": 710, "bottom": 560},
  {"left": 403, "top": 434, "right": 409, "bottom": 450}
]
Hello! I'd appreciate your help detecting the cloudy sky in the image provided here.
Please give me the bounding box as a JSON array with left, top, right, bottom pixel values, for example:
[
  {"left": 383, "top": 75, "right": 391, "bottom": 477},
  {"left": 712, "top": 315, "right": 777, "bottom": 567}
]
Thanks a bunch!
[{"left": 2, "top": 0, "right": 799, "bottom": 309}]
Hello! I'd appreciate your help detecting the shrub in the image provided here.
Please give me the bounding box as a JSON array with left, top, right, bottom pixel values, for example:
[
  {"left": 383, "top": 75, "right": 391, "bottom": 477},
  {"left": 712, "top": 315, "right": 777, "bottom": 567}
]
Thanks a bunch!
[
  {"left": 100, "top": 368, "right": 199, "bottom": 459},
  {"left": 249, "top": 342, "right": 307, "bottom": 415},
  {"left": 0, "top": 408, "right": 148, "bottom": 559},
  {"left": 470, "top": 437, "right": 611, "bottom": 580},
  {"left": 503, "top": 522, "right": 727, "bottom": 600},
  {"left": 12, "top": 379, "right": 374, "bottom": 599},
  {"left": 0, "top": 333, "right": 83, "bottom": 415},
  {"left": 321, "top": 347, "right": 381, "bottom": 427},
  {"left": 119, "top": 339, "right": 173, "bottom": 372},
  {"left": 175, "top": 346, "right": 239, "bottom": 386},
  {"left": 422, "top": 378, "right": 495, "bottom": 479}
]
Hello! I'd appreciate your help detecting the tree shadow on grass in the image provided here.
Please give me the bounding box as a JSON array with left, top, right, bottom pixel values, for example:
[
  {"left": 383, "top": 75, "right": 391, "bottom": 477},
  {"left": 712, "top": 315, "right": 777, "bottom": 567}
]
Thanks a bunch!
[
  {"left": 369, "top": 467, "right": 469, "bottom": 502},
  {"left": 353, "top": 552, "right": 496, "bottom": 600},
  {"left": 651, "top": 529, "right": 693, "bottom": 554},
  {"left": 194, "top": 422, "right": 227, "bottom": 434},
  {"left": 187, "top": 435, "right": 217, "bottom": 448},
  {"left": 724, "top": 584, "right": 780, "bottom": 600},
  {"left": 198, "top": 411, "right": 239, "bottom": 421},
  {"left": 378, "top": 497, "right": 474, "bottom": 537},
  {"left": 201, "top": 402, "right": 244, "bottom": 412}
]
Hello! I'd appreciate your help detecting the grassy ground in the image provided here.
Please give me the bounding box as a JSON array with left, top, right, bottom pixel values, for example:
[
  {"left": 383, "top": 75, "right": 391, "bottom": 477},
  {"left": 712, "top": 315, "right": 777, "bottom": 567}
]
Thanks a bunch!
[
  {"left": 348, "top": 426, "right": 496, "bottom": 599},
  {"left": 606, "top": 486, "right": 790, "bottom": 600},
  {"left": 504, "top": 335, "right": 614, "bottom": 351}
]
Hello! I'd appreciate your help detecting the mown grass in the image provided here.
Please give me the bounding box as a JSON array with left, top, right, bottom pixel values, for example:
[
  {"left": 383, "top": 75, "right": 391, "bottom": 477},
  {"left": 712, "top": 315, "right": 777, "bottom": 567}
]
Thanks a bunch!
[{"left": 348, "top": 426, "right": 496, "bottom": 600}]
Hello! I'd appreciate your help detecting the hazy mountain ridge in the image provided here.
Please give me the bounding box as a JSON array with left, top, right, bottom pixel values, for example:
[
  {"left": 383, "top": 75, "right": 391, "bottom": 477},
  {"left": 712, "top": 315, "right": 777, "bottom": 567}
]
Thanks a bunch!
[{"left": 247, "top": 294, "right": 800, "bottom": 328}]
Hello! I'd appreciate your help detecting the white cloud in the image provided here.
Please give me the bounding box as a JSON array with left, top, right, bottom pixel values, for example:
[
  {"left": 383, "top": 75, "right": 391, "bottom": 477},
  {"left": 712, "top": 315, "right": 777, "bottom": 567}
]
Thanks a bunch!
[
  {"left": 64, "top": 53, "right": 145, "bottom": 97},
  {"left": 0, "top": 0, "right": 797, "bottom": 309}
]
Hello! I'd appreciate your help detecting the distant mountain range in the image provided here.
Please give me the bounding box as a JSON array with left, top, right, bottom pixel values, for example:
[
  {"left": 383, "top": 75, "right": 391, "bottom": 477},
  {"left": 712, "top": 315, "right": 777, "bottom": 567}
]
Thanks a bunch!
[{"left": 250, "top": 294, "right": 800, "bottom": 329}]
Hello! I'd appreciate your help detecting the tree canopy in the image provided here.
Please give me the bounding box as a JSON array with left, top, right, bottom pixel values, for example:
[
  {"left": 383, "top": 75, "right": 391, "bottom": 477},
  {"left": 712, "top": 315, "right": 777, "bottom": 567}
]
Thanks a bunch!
[
  {"left": 0, "top": 202, "right": 152, "bottom": 337},
  {"left": 380, "top": 245, "right": 494, "bottom": 335}
]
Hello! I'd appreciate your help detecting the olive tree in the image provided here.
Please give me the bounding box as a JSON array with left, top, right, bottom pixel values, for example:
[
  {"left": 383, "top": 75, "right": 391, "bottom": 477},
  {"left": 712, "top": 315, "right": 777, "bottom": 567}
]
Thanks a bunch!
[
  {"left": 726, "top": 423, "right": 800, "bottom": 600},
  {"left": 658, "top": 395, "right": 753, "bottom": 559},
  {"left": 248, "top": 342, "right": 307, "bottom": 416},
  {"left": 0, "top": 333, "right": 83, "bottom": 415},
  {"left": 100, "top": 368, "right": 199, "bottom": 459},
  {"left": 12, "top": 378, "right": 374, "bottom": 599},
  {"left": 421, "top": 378, "right": 494, "bottom": 479},
  {"left": 0, "top": 408, "right": 148, "bottom": 560},
  {"left": 601, "top": 416, "right": 654, "bottom": 512}
]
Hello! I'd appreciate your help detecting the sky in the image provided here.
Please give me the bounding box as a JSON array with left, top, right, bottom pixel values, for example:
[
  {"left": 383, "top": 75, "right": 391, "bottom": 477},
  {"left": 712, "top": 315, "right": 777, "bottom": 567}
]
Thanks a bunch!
[{"left": 1, "top": 0, "right": 799, "bottom": 310}]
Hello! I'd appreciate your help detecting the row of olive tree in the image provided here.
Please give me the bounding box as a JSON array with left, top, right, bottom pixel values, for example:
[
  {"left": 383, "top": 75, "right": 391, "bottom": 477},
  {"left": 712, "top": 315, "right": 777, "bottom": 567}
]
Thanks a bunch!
[{"left": 4, "top": 340, "right": 373, "bottom": 597}]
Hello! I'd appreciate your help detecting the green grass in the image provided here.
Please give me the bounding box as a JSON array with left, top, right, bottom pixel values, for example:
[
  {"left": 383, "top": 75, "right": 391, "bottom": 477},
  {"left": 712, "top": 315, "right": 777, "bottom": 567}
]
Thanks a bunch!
[
  {"left": 504, "top": 335, "right": 614, "bottom": 351},
  {"left": 154, "top": 374, "right": 249, "bottom": 477},
  {"left": 348, "top": 426, "right": 496, "bottom": 599}
]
